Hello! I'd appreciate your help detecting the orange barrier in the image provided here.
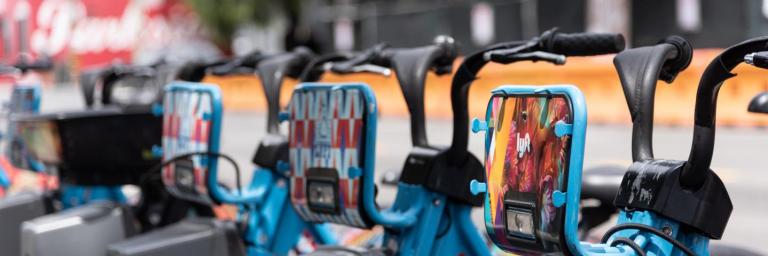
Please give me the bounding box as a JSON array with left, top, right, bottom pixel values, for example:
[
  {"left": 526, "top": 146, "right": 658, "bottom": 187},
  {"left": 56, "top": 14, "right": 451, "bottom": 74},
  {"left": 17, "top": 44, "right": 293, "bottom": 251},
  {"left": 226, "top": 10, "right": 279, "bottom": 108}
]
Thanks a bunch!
[
  {"left": 201, "top": 74, "right": 299, "bottom": 111},
  {"left": 208, "top": 49, "right": 768, "bottom": 127}
]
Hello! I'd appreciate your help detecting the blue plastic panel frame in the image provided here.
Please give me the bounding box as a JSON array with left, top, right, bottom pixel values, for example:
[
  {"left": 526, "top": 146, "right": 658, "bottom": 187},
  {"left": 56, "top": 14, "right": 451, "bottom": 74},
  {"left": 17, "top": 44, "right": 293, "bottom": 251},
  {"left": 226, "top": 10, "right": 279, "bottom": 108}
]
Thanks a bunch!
[
  {"left": 481, "top": 85, "right": 588, "bottom": 255},
  {"left": 287, "top": 82, "right": 380, "bottom": 228},
  {"left": 287, "top": 82, "right": 421, "bottom": 229},
  {"left": 161, "top": 81, "right": 223, "bottom": 205}
]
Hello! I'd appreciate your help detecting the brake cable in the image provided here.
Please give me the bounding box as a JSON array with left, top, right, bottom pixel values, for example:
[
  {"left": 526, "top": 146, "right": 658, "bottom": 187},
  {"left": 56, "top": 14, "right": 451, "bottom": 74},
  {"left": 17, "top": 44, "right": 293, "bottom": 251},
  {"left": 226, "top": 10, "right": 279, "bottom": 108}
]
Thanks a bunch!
[
  {"left": 600, "top": 223, "right": 695, "bottom": 256},
  {"left": 143, "top": 151, "right": 243, "bottom": 197}
]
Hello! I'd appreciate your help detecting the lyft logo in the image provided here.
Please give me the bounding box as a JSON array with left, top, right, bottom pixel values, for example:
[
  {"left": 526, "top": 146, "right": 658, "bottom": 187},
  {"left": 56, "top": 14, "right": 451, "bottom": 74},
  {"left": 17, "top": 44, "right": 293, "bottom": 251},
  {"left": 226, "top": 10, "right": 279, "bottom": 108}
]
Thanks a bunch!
[{"left": 516, "top": 133, "right": 531, "bottom": 158}]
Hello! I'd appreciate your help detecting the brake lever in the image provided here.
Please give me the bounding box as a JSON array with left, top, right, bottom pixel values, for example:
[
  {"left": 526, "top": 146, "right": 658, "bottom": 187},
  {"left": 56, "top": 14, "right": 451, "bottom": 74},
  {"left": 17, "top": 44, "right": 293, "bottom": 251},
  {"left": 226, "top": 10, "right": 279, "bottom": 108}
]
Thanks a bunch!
[
  {"left": 113, "top": 65, "right": 155, "bottom": 77},
  {"left": 330, "top": 43, "right": 388, "bottom": 73},
  {"left": 324, "top": 62, "right": 391, "bottom": 76},
  {"left": 484, "top": 50, "right": 566, "bottom": 65},
  {"left": 349, "top": 64, "right": 392, "bottom": 76}
]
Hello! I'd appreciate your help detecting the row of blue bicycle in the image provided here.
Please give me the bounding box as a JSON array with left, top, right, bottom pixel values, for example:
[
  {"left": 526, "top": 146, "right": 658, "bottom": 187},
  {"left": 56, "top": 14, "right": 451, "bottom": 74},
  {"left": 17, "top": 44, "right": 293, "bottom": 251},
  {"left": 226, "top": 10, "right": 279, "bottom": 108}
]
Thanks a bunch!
[{"left": 0, "top": 28, "right": 767, "bottom": 255}]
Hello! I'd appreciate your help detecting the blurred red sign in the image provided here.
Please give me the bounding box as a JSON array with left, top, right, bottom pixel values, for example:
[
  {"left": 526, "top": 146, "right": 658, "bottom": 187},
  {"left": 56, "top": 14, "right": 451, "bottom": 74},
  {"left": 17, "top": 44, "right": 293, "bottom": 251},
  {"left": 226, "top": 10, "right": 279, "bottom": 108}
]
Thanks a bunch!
[{"left": 1, "top": 0, "right": 199, "bottom": 67}]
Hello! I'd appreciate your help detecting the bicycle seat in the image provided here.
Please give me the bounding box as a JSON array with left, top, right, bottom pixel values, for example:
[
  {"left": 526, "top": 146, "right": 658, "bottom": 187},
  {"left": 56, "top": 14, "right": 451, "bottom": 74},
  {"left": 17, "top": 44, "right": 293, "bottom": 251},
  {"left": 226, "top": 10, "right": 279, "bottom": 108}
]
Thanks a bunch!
[{"left": 581, "top": 165, "right": 626, "bottom": 204}]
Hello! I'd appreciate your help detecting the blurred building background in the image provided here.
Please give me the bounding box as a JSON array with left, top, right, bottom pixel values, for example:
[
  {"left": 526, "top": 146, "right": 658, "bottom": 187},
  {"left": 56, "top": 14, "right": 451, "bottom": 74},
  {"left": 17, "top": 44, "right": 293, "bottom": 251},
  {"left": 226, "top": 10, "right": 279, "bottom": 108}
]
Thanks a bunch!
[
  {"left": 4, "top": 0, "right": 768, "bottom": 71},
  {"left": 312, "top": 0, "right": 768, "bottom": 52},
  {"left": 3, "top": 0, "right": 768, "bottom": 126}
]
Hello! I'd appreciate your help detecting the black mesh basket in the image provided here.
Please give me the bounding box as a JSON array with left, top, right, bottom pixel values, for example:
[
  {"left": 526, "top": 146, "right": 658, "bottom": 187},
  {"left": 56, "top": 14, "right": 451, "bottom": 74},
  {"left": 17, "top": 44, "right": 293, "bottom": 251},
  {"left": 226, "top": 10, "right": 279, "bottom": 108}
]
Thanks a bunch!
[{"left": 13, "top": 106, "right": 162, "bottom": 185}]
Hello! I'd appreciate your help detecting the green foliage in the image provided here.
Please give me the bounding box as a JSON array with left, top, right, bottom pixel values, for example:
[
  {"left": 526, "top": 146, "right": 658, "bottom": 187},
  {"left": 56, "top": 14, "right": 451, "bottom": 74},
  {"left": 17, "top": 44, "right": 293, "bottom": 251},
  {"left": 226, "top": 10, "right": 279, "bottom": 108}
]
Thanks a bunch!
[{"left": 185, "top": 0, "right": 298, "bottom": 52}]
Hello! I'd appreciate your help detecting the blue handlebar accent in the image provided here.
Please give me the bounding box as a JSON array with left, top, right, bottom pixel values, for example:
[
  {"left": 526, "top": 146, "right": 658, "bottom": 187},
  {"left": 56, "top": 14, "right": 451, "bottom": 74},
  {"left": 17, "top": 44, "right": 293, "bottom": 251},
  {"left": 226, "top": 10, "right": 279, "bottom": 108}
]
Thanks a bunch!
[
  {"left": 553, "top": 190, "right": 566, "bottom": 208},
  {"left": 151, "top": 103, "right": 164, "bottom": 116},
  {"left": 470, "top": 179, "right": 487, "bottom": 195},
  {"left": 151, "top": 145, "right": 163, "bottom": 158},
  {"left": 276, "top": 160, "right": 290, "bottom": 174},
  {"left": 0, "top": 167, "right": 10, "bottom": 188},
  {"left": 471, "top": 118, "right": 488, "bottom": 133},
  {"left": 278, "top": 112, "right": 290, "bottom": 122},
  {"left": 554, "top": 121, "right": 573, "bottom": 137},
  {"left": 348, "top": 167, "right": 362, "bottom": 179}
]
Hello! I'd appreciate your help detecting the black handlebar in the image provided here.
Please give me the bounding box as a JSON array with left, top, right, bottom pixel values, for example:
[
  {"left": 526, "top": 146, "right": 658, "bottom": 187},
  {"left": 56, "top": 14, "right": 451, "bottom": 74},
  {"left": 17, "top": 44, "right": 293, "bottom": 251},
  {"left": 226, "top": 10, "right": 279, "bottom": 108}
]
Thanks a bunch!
[
  {"left": 14, "top": 56, "right": 54, "bottom": 73},
  {"left": 208, "top": 51, "right": 265, "bottom": 76},
  {"left": 543, "top": 32, "right": 626, "bottom": 56},
  {"left": 256, "top": 47, "right": 315, "bottom": 134},
  {"left": 380, "top": 36, "right": 457, "bottom": 147},
  {"left": 744, "top": 52, "right": 768, "bottom": 114},
  {"left": 80, "top": 69, "right": 102, "bottom": 107},
  {"left": 176, "top": 60, "right": 227, "bottom": 82},
  {"left": 745, "top": 51, "right": 768, "bottom": 69},
  {"left": 330, "top": 44, "right": 388, "bottom": 74},
  {"left": 81, "top": 64, "right": 158, "bottom": 107},
  {"left": 682, "top": 37, "right": 768, "bottom": 190},
  {"left": 613, "top": 36, "right": 692, "bottom": 162},
  {"left": 485, "top": 51, "right": 566, "bottom": 65},
  {"left": 447, "top": 29, "right": 625, "bottom": 162},
  {"left": 298, "top": 53, "right": 353, "bottom": 82},
  {"left": 101, "top": 65, "right": 156, "bottom": 106},
  {"left": 300, "top": 37, "right": 458, "bottom": 147}
]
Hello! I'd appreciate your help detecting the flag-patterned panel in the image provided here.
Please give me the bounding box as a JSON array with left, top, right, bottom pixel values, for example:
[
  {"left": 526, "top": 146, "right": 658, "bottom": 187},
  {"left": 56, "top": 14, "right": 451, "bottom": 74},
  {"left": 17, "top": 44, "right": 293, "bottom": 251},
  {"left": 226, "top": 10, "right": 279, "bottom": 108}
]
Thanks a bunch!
[
  {"left": 161, "top": 85, "right": 217, "bottom": 205},
  {"left": 288, "top": 85, "right": 372, "bottom": 228}
]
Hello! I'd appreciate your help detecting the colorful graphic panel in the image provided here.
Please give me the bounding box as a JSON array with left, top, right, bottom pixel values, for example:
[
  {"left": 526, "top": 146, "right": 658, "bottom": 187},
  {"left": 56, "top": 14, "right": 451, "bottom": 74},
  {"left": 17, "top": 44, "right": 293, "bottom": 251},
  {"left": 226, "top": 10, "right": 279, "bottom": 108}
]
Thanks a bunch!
[
  {"left": 6, "top": 85, "right": 42, "bottom": 170},
  {"left": 161, "top": 86, "right": 216, "bottom": 205},
  {"left": 14, "top": 120, "right": 61, "bottom": 164},
  {"left": 288, "top": 86, "right": 372, "bottom": 228},
  {"left": 484, "top": 94, "right": 572, "bottom": 254}
]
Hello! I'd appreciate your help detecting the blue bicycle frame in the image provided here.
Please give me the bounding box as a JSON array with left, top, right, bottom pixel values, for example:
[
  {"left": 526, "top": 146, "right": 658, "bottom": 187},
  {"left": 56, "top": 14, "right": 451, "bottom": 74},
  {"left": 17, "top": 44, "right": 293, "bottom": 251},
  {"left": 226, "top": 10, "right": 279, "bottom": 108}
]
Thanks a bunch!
[
  {"left": 160, "top": 80, "right": 335, "bottom": 255},
  {"left": 471, "top": 33, "right": 738, "bottom": 256},
  {"left": 285, "top": 82, "right": 489, "bottom": 256},
  {"left": 472, "top": 85, "right": 709, "bottom": 256}
]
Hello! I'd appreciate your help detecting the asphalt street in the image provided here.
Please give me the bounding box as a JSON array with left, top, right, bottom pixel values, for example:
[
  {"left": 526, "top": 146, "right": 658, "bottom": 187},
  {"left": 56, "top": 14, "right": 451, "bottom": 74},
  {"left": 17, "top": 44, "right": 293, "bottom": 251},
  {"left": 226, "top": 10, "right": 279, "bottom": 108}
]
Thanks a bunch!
[{"left": 30, "top": 85, "right": 768, "bottom": 254}]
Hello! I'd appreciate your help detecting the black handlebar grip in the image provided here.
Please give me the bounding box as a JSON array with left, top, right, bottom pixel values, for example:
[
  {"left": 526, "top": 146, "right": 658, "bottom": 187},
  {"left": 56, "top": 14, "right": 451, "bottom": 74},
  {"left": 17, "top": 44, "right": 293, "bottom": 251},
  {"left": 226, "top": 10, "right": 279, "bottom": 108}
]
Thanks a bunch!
[{"left": 545, "top": 33, "right": 625, "bottom": 56}]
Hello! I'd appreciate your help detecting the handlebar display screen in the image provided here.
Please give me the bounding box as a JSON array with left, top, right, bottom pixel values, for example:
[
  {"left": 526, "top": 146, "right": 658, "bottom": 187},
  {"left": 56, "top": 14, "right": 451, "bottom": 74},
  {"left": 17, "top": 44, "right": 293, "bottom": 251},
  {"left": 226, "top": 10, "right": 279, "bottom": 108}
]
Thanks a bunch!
[{"left": 483, "top": 94, "right": 572, "bottom": 254}]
